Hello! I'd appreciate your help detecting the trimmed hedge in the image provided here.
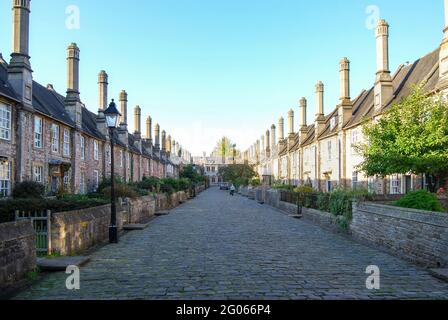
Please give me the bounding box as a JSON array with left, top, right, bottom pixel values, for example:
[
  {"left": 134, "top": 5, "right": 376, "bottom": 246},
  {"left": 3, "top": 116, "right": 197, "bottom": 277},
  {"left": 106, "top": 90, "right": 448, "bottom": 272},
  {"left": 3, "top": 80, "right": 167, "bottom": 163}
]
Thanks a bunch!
[{"left": 394, "top": 190, "right": 444, "bottom": 213}]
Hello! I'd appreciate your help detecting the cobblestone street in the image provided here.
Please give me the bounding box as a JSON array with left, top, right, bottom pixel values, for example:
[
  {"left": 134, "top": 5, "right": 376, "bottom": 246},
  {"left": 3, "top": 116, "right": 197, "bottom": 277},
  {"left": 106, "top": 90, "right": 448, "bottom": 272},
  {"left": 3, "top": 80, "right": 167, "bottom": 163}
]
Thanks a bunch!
[{"left": 14, "top": 188, "right": 448, "bottom": 300}]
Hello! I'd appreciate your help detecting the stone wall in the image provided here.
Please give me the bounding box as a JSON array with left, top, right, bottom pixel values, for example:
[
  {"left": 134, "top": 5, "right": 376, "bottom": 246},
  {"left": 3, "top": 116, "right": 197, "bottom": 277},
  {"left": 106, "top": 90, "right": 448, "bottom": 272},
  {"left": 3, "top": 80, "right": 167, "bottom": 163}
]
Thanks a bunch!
[
  {"left": 0, "top": 221, "right": 36, "bottom": 290},
  {"left": 351, "top": 202, "right": 448, "bottom": 268},
  {"left": 125, "top": 196, "right": 156, "bottom": 224},
  {"left": 301, "top": 208, "right": 341, "bottom": 233},
  {"left": 50, "top": 204, "right": 125, "bottom": 256}
]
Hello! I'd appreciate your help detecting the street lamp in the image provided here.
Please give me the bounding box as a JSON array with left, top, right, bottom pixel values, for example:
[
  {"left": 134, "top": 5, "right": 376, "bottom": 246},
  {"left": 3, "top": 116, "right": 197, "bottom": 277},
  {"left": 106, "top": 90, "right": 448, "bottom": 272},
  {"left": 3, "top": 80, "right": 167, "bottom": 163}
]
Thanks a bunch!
[{"left": 104, "top": 99, "right": 121, "bottom": 244}]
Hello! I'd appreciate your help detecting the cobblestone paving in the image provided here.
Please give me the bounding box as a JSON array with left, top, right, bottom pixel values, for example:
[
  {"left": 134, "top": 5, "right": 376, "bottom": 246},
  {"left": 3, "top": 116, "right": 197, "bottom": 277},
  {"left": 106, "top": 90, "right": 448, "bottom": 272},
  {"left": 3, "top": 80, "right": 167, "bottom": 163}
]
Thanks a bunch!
[{"left": 14, "top": 188, "right": 448, "bottom": 300}]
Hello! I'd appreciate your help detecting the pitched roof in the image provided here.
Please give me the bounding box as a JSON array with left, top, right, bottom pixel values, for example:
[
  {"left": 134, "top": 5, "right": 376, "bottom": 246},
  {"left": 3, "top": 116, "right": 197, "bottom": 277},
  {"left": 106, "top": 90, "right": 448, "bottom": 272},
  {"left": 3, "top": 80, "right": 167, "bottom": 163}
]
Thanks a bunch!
[{"left": 0, "top": 59, "right": 20, "bottom": 102}]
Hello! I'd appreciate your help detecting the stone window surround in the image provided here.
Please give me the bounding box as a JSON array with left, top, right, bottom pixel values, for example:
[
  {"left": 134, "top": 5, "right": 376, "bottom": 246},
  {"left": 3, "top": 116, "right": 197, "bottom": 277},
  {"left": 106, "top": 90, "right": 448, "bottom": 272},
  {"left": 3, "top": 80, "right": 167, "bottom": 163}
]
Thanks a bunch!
[
  {"left": 34, "top": 116, "right": 43, "bottom": 149},
  {"left": 0, "top": 157, "right": 11, "bottom": 197},
  {"left": 63, "top": 128, "right": 70, "bottom": 157},
  {"left": 0, "top": 103, "right": 11, "bottom": 141},
  {"left": 93, "top": 140, "right": 99, "bottom": 161},
  {"left": 51, "top": 123, "right": 60, "bottom": 153},
  {"left": 33, "top": 165, "right": 43, "bottom": 183},
  {"left": 80, "top": 136, "right": 85, "bottom": 160}
]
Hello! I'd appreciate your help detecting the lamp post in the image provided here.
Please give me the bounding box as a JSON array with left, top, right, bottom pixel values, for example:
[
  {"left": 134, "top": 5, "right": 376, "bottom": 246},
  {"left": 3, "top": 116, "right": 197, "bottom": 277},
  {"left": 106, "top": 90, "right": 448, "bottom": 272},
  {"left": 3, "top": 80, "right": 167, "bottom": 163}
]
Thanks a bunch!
[{"left": 104, "top": 99, "right": 121, "bottom": 244}]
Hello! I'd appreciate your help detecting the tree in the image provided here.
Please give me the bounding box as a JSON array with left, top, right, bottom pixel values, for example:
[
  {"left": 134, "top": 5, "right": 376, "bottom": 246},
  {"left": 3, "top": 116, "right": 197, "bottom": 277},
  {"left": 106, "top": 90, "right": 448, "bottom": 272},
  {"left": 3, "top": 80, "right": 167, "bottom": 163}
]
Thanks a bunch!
[
  {"left": 213, "top": 137, "right": 240, "bottom": 158},
  {"left": 356, "top": 86, "right": 448, "bottom": 191},
  {"left": 180, "top": 164, "right": 204, "bottom": 185},
  {"left": 218, "top": 164, "right": 257, "bottom": 187}
]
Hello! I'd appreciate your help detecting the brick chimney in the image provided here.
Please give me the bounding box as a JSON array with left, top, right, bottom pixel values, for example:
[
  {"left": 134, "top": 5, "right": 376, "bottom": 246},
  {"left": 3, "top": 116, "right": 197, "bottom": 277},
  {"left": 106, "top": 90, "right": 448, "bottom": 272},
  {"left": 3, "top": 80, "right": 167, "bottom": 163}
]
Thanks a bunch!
[
  {"left": 374, "top": 20, "right": 393, "bottom": 111},
  {"left": 8, "top": 0, "right": 33, "bottom": 109},
  {"left": 315, "top": 81, "right": 326, "bottom": 137},
  {"left": 65, "top": 43, "right": 82, "bottom": 128},
  {"left": 119, "top": 90, "right": 128, "bottom": 131}
]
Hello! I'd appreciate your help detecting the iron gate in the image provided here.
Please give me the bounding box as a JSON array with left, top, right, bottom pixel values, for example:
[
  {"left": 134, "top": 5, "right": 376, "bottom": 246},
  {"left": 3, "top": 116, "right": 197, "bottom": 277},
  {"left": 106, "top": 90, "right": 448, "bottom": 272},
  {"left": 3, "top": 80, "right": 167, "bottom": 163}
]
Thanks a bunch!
[{"left": 15, "top": 210, "right": 51, "bottom": 256}]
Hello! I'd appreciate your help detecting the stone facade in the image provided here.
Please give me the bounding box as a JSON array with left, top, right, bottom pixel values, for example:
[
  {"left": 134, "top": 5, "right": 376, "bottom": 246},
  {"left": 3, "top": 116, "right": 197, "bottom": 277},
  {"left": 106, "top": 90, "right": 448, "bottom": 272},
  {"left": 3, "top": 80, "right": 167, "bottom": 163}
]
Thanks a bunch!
[
  {"left": 0, "top": 220, "right": 36, "bottom": 290},
  {"left": 248, "top": 6, "right": 448, "bottom": 195},
  {"left": 0, "top": 0, "right": 191, "bottom": 199},
  {"left": 351, "top": 202, "right": 448, "bottom": 268}
]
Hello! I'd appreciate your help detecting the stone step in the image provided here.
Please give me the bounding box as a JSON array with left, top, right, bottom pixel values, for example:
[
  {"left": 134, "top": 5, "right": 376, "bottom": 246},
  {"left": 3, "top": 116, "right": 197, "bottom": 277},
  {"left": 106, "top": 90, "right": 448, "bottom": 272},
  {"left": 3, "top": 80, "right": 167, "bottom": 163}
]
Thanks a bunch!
[
  {"left": 155, "top": 210, "right": 170, "bottom": 216},
  {"left": 123, "top": 223, "right": 150, "bottom": 231},
  {"left": 37, "top": 256, "right": 90, "bottom": 272},
  {"left": 429, "top": 268, "right": 448, "bottom": 282}
]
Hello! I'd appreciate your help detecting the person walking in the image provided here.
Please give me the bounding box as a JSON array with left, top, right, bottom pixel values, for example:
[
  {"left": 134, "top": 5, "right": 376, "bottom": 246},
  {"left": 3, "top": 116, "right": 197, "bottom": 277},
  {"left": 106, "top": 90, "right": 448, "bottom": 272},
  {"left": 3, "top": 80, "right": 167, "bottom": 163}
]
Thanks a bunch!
[{"left": 230, "top": 184, "right": 236, "bottom": 196}]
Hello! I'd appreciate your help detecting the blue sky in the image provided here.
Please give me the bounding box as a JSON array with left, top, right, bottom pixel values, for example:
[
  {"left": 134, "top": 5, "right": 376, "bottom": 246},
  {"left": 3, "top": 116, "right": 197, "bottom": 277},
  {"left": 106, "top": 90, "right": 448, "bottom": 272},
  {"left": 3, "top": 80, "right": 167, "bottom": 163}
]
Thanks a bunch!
[{"left": 0, "top": 0, "right": 444, "bottom": 155}]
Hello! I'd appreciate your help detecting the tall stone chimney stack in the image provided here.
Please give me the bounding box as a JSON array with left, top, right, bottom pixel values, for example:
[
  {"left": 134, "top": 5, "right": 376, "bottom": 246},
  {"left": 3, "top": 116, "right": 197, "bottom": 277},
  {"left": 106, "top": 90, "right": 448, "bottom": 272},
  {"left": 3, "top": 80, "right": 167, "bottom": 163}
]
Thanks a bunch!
[
  {"left": 287, "top": 109, "right": 294, "bottom": 136},
  {"left": 265, "top": 129, "right": 271, "bottom": 158},
  {"left": 315, "top": 81, "right": 326, "bottom": 137},
  {"left": 119, "top": 90, "right": 128, "bottom": 130},
  {"left": 338, "top": 58, "right": 353, "bottom": 129},
  {"left": 154, "top": 124, "right": 160, "bottom": 150},
  {"left": 98, "top": 71, "right": 108, "bottom": 115},
  {"left": 339, "top": 58, "right": 350, "bottom": 104},
  {"left": 271, "top": 124, "right": 276, "bottom": 148},
  {"left": 8, "top": 0, "right": 33, "bottom": 108},
  {"left": 299, "top": 97, "right": 308, "bottom": 142},
  {"left": 145, "top": 116, "right": 152, "bottom": 144},
  {"left": 66, "top": 43, "right": 80, "bottom": 102},
  {"left": 65, "top": 43, "right": 82, "bottom": 128},
  {"left": 134, "top": 105, "right": 141, "bottom": 138},
  {"left": 167, "top": 135, "right": 172, "bottom": 154},
  {"left": 278, "top": 117, "right": 284, "bottom": 142},
  {"left": 374, "top": 19, "right": 393, "bottom": 111},
  {"left": 161, "top": 130, "right": 167, "bottom": 152},
  {"left": 438, "top": 0, "right": 448, "bottom": 89}
]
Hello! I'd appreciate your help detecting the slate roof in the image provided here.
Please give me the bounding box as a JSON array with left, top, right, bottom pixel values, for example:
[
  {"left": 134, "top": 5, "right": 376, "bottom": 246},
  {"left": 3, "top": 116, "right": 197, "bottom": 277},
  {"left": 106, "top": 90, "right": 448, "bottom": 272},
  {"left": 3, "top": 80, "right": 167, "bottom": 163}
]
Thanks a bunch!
[{"left": 0, "top": 58, "right": 20, "bottom": 102}]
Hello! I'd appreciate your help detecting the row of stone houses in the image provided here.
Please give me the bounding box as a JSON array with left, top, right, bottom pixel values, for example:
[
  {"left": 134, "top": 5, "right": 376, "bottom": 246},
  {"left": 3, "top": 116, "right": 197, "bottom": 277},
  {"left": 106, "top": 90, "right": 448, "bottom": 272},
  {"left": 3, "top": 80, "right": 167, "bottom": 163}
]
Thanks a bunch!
[
  {"left": 0, "top": 0, "right": 192, "bottom": 197},
  {"left": 245, "top": 2, "right": 448, "bottom": 195}
]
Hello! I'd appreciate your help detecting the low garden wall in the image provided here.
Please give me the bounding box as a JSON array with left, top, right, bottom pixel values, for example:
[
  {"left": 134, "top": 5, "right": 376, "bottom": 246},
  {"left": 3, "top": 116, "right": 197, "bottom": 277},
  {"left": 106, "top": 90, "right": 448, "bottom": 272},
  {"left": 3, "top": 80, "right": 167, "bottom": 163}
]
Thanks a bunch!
[
  {"left": 0, "top": 221, "right": 36, "bottom": 291},
  {"left": 156, "top": 191, "right": 187, "bottom": 211},
  {"left": 50, "top": 204, "right": 126, "bottom": 256},
  {"left": 351, "top": 202, "right": 448, "bottom": 268},
  {"left": 126, "top": 196, "right": 156, "bottom": 224}
]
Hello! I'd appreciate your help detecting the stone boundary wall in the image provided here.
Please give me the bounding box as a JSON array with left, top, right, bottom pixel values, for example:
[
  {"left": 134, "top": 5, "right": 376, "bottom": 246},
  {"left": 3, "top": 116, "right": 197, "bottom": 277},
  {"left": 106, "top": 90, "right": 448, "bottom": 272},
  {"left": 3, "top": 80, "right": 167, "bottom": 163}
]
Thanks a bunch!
[
  {"left": 351, "top": 202, "right": 448, "bottom": 268},
  {"left": 126, "top": 196, "right": 156, "bottom": 224},
  {"left": 0, "top": 221, "right": 36, "bottom": 290},
  {"left": 51, "top": 204, "right": 126, "bottom": 256},
  {"left": 301, "top": 208, "right": 340, "bottom": 233},
  {"left": 156, "top": 191, "right": 187, "bottom": 211}
]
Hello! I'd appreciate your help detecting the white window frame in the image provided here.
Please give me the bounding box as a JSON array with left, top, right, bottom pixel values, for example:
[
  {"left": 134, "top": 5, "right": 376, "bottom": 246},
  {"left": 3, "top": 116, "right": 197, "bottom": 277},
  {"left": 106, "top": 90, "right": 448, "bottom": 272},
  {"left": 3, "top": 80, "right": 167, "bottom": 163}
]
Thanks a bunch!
[
  {"left": 352, "top": 171, "right": 358, "bottom": 190},
  {"left": 80, "top": 172, "right": 86, "bottom": 195},
  {"left": 34, "top": 165, "right": 43, "bottom": 183},
  {"left": 80, "top": 136, "right": 85, "bottom": 160},
  {"left": 0, "top": 104, "right": 11, "bottom": 141},
  {"left": 351, "top": 129, "right": 359, "bottom": 144},
  {"left": 63, "top": 129, "right": 70, "bottom": 156},
  {"left": 34, "top": 116, "right": 43, "bottom": 148},
  {"left": 64, "top": 169, "right": 71, "bottom": 190},
  {"left": 391, "top": 174, "right": 400, "bottom": 195},
  {"left": 0, "top": 158, "right": 11, "bottom": 197},
  {"left": 94, "top": 140, "right": 99, "bottom": 161},
  {"left": 51, "top": 124, "right": 60, "bottom": 153},
  {"left": 327, "top": 141, "right": 332, "bottom": 160}
]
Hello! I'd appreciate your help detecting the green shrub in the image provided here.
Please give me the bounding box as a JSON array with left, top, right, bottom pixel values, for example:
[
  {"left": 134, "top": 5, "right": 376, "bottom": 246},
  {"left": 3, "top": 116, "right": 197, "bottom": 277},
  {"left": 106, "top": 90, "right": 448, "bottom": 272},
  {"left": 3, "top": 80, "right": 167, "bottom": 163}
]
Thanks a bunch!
[
  {"left": 12, "top": 181, "right": 45, "bottom": 199},
  {"left": 97, "top": 176, "right": 123, "bottom": 193},
  {"left": 102, "top": 184, "right": 139, "bottom": 199},
  {"left": 177, "top": 178, "right": 191, "bottom": 192},
  {"left": 137, "top": 176, "right": 161, "bottom": 192},
  {"left": 160, "top": 178, "right": 179, "bottom": 194},
  {"left": 250, "top": 178, "right": 261, "bottom": 187},
  {"left": 329, "top": 188, "right": 353, "bottom": 218},
  {"left": 394, "top": 190, "right": 444, "bottom": 212},
  {"left": 294, "top": 186, "right": 314, "bottom": 193},
  {"left": 317, "top": 192, "right": 330, "bottom": 212}
]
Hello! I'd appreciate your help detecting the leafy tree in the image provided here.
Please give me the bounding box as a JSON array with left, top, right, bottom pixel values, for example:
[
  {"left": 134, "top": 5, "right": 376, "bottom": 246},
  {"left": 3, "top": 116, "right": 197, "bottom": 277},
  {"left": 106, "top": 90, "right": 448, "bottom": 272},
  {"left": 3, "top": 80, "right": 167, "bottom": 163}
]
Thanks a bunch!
[
  {"left": 180, "top": 164, "right": 204, "bottom": 185},
  {"left": 219, "top": 164, "right": 257, "bottom": 187},
  {"left": 356, "top": 87, "right": 448, "bottom": 191}
]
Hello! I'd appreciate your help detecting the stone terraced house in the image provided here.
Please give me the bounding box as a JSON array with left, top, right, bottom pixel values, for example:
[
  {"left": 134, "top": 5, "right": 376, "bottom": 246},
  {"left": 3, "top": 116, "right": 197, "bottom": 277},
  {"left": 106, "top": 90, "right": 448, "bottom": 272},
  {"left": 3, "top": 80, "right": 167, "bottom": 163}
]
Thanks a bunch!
[
  {"left": 249, "top": 2, "right": 448, "bottom": 195},
  {"left": 0, "top": 0, "right": 192, "bottom": 197}
]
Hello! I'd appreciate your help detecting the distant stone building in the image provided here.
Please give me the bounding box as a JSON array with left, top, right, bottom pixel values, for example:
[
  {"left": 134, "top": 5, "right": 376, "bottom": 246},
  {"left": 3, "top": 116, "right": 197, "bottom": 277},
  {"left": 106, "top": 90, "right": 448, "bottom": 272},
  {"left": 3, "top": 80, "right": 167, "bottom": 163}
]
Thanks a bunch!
[
  {"left": 0, "top": 0, "right": 191, "bottom": 197},
  {"left": 249, "top": 2, "right": 448, "bottom": 195}
]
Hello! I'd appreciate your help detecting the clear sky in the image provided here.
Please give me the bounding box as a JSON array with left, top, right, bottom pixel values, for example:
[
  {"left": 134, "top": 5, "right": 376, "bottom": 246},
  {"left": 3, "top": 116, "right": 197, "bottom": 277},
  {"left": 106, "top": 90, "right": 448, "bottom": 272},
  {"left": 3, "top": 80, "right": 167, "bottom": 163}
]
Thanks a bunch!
[{"left": 0, "top": 0, "right": 444, "bottom": 156}]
